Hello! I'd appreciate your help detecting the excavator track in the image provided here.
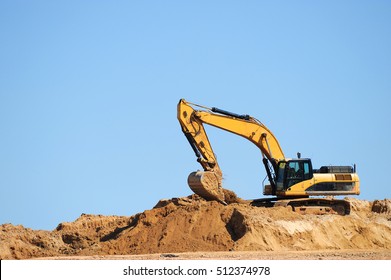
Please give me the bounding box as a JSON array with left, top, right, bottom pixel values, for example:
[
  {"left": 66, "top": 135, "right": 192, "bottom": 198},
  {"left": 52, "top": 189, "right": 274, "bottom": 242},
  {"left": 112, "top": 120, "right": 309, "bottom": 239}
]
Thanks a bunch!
[
  {"left": 285, "top": 198, "right": 351, "bottom": 215},
  {"left": 252, "top": 197, "right": 350, "bottom": 215},
  {"left": 187, "top": 171, "right": 227, "bottom": 205}
]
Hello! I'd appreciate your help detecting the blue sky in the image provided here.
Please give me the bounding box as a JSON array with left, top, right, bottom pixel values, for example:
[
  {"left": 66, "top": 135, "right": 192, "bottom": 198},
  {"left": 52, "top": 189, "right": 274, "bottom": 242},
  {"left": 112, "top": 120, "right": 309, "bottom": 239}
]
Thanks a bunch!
[{"left": 1, "top": 1, "right": 390, "bottom": 230}]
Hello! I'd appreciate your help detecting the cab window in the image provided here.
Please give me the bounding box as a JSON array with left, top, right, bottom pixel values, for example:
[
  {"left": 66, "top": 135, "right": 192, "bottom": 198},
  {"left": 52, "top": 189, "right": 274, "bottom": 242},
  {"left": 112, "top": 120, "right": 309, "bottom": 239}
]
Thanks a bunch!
[
  {"left": 286, "top": 161, "right": 311, "bottom": 188},
  {"left": 276, "top": 162, "right": 286, "bottom": 191}
]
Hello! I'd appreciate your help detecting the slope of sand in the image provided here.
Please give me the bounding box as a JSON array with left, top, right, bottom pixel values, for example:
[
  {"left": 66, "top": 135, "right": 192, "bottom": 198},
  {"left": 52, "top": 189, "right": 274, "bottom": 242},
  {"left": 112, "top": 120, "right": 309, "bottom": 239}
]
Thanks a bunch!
[{"left": 1, "top": 196, "right": 390, "bottom": 260}]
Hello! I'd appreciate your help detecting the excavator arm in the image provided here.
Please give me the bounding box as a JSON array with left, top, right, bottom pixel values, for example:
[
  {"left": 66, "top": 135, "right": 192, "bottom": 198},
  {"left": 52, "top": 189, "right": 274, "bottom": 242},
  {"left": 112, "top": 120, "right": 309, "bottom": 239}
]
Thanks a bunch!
[{"left": 177, "top": 99, "right": 285, "bottom": 203}]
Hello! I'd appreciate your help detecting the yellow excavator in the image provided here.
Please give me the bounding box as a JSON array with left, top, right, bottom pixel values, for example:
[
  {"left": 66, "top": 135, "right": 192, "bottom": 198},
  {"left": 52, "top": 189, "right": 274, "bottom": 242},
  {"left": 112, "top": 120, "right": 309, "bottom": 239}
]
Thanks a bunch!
[{"left": 177, "top": 99, "right": 360, "bottom": 215}]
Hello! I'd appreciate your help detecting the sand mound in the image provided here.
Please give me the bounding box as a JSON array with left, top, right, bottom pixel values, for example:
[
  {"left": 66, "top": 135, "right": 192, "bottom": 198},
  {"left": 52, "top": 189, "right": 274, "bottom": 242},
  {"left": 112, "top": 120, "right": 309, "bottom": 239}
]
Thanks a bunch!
[{"left": 1, "top": 196, "right": 391, "bottom": 259}]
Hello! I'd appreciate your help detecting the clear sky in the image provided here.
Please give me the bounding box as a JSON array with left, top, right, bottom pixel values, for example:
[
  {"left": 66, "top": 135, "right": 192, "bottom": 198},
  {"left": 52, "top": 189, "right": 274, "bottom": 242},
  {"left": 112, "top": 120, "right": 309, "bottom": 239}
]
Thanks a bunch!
[{"left": 1, "top": 1, "right": 390, "bottom": 230}]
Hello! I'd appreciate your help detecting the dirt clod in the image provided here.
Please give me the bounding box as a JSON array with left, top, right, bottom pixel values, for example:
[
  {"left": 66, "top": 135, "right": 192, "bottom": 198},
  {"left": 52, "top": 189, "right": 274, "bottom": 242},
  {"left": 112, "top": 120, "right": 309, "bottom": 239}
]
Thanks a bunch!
[{"left": 372, "top": 199, "right": 391, "bottom": 214}]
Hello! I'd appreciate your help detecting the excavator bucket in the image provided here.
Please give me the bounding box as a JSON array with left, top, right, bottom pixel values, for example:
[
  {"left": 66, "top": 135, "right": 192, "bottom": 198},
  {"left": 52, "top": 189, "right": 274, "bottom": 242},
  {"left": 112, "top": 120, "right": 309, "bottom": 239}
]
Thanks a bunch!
[{"left": 187, "top": 171, "right": 226, "bottom": 205}]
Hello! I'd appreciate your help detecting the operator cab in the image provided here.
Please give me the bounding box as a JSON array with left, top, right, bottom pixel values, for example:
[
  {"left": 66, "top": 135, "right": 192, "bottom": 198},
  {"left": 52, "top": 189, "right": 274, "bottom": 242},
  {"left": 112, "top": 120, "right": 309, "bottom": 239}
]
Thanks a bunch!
[{"left": 276, "top": 159, "right": 313, "bottom": 191}]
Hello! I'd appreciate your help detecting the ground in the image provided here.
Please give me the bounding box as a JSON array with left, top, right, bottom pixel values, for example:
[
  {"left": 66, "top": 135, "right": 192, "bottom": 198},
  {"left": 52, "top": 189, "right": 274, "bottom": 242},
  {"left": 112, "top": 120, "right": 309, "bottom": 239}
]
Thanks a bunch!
[{"left": 1, "top": 196, "right": 390, "bottom": 260}]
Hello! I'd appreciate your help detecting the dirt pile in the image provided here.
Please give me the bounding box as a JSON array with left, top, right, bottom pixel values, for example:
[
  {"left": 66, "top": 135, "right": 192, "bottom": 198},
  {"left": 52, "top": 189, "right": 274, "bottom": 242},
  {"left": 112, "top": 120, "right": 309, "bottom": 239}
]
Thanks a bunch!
[{"left": 1, "top": 196, "right": 391, "bottom": 259}]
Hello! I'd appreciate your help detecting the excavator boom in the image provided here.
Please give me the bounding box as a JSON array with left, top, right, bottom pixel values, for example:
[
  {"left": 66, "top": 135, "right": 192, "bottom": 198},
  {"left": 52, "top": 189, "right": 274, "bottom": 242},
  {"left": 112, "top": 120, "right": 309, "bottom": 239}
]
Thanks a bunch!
[{"left": 178, "top": 99, "right": 285, "bottom": 203}]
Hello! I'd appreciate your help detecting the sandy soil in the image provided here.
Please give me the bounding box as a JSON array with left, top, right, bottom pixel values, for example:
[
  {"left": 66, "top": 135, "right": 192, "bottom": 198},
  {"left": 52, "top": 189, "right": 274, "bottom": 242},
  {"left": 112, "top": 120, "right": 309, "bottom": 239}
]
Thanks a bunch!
[{"left": 1, "top": 196, "right": 391, "bottom": 260}]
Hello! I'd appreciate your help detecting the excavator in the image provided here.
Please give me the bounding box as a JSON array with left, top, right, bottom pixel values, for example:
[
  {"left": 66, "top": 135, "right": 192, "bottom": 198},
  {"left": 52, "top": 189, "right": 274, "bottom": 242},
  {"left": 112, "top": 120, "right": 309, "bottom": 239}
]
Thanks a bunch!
[{"left": 177, "top": 99, "right": 360, "bottom": 215}]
